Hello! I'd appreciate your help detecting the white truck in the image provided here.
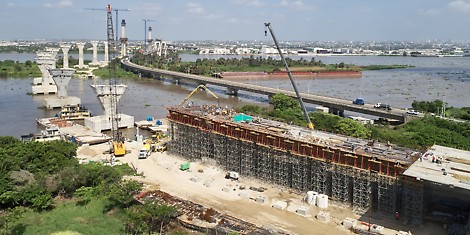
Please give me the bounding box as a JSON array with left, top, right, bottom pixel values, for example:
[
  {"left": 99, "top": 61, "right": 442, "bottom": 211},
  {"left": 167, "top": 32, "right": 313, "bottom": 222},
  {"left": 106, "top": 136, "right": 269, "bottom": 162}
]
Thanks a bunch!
[
  {"left": 138, "top": 144, "right": 151, "bottom": 159},
  {"left": 225, "top": 171, "right": 239, "bottom": 180}
]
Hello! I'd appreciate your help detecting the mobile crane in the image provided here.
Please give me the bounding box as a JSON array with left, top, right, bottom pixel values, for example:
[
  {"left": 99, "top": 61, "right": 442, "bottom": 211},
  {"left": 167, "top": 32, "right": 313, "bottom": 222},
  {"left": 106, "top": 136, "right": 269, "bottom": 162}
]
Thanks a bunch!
[
  {"left": 106, "top": 4, "right": 126, "bottom": 156},
  {"left": 264, "top": 23, "right": 314, "bottom": 130}
]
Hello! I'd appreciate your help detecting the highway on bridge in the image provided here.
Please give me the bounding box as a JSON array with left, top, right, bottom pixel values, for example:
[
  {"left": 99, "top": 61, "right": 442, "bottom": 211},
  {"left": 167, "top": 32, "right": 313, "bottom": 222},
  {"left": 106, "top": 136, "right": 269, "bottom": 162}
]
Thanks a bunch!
[{"left": 121, "top": 59, "right": 411, "bottom": 123}]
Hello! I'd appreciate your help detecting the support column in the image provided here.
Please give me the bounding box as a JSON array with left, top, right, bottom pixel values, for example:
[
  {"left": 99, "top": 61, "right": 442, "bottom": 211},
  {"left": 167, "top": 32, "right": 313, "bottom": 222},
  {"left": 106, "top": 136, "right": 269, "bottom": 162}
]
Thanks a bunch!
[
  {"left": 91, "top": 41, "right": 99, "bottom": 65},
  {"left": 76, "top": 42, "right": 86, "bottom": 69},
  {"left": 60, "top": 45, "right": 71, "bottom": 69},
  {"left": 227, "top": 87, "right": 238, "bottom": 96}
]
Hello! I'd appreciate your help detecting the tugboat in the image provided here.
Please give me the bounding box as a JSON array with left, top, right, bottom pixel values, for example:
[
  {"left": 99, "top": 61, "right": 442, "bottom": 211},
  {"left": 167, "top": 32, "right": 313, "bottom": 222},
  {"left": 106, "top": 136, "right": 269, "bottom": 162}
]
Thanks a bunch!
[{"left": 55, "top": 105, "right": 92, "bottom": 120}]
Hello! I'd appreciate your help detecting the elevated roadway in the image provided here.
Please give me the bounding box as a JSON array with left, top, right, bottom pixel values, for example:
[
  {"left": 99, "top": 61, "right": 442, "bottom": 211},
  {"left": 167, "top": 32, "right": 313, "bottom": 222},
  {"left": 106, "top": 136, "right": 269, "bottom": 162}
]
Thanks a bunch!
[{"left": 121, "top": 59, "right": 412, "bottom": 123}]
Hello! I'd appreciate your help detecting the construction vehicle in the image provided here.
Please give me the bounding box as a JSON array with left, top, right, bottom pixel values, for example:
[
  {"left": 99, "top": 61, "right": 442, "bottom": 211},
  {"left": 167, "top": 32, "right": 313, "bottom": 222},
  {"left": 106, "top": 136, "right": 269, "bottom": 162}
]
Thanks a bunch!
[
  {"left": 264, "top": 23, "right": 314, "bottom": 130},
  {"left": 105, "top": 4, "right": 126, "bottom": 156},
  {"left": 138, "top": 143, "right": 151, "bottom": 159},
  {"left": 225, "top": 171, "right": 239, "bottom": 180},
  {"left": 179, "top": 85, "right": 219, "bottom": 108},
  {"left": 155, "top": 142, "right": 167, "bottom": 152}
]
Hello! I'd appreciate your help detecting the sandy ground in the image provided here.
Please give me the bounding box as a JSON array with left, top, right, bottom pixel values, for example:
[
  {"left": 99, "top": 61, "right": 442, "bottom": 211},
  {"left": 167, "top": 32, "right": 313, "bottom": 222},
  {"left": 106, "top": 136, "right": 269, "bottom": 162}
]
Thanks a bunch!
[{"left": 77, "top": 141, "right": 444, "bottom": 235}]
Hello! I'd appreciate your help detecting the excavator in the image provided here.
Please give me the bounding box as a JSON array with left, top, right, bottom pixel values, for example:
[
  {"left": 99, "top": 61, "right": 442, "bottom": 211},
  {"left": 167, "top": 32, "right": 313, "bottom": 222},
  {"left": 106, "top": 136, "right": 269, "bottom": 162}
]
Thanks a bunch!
[
  {"left": 179, "top": 85, "right": 219, "bottom": 108},
  {"left": 264, "top": 23, "right": 314, "bottom": 130}
]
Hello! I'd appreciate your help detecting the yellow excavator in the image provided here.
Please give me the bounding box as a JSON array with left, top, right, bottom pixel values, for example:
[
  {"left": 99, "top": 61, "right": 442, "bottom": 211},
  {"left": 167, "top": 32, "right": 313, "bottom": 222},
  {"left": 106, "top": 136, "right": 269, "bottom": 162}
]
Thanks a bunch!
[{"left": 179, "top": 85, "right": 219, "bottom": 107}]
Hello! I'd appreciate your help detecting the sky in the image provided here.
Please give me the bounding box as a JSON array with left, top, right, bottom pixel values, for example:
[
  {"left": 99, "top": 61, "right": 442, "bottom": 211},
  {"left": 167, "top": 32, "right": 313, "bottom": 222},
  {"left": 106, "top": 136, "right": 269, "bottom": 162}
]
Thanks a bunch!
[{"left": 1, "top": 0, "right": 469, "bottom": 42}]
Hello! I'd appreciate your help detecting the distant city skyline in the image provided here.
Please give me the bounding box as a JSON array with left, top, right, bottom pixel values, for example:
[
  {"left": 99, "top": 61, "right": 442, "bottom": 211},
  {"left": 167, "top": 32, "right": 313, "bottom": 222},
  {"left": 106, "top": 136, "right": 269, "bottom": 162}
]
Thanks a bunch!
[{"left": 1, "top": 0, "right": 470, "bottom": 42}]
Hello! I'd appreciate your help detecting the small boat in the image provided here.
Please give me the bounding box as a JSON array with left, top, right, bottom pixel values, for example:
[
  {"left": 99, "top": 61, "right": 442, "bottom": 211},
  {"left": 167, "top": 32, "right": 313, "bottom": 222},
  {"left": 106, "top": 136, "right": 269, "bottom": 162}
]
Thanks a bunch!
[{"left": 55, "top": 105, "right": 92, "bottom": 120}]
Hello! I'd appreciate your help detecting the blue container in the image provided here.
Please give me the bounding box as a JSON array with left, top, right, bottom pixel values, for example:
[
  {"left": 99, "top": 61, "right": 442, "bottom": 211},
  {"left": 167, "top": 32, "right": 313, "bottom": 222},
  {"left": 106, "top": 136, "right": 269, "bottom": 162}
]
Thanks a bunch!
[{"left": 156, "top": 120, "right": 163, "bottom": 125}]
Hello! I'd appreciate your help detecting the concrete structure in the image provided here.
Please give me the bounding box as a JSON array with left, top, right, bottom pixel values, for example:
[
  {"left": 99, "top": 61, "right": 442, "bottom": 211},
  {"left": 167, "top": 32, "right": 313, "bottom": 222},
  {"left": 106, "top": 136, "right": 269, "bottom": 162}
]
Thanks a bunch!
[
  {"left": 32, "top": 50, "right": 58, "bottom": 94},
  {"left": 147, "top": 26, "right": 153, "bottom": 52},
  {"left": 167, "top": 105, "right": 470, "bottom": 229},
  {"left": 76, "top": 42, "right": 86, "bottom": 69},
  {"left": 119, "top": 19, "right": 128, "bottom": 58},
  {"left": 122, "top": 60, "right": 411, "bottom": 123},
  {"left": 90, "top": 41, "right": 99, "bottom": 65},
  {"left": 153, "top": 40, "right": 168, "bottom": 57},
  {"left": 60, "top": 45, "right": 71, "bottom": 69},
  {"left": 84, "top": 84, "right": 134, "bottom": 132},
  {"left": 43, "top": 69, "right": 80, "bottom": 109}
]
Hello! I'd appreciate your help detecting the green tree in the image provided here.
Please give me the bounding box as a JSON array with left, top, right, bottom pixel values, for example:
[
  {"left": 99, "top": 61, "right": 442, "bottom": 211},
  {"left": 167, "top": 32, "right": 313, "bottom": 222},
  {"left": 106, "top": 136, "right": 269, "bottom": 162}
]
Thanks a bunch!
[
  {"left": 270, "top": 93, "right": 300, "bottom": 111},
  {"left": 0, "top": 207, "right": 25, "bottom": 235},
  {"left": 334, "top": 119, "right": 372, "bottom": 138}
]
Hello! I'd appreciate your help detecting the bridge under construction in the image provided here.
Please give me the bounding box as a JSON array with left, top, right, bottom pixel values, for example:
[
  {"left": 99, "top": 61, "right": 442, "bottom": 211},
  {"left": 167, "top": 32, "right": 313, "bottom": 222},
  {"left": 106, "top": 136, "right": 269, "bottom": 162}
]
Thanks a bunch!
[{"left": 166, "top": 105, "right": 470, "bottom": 228}]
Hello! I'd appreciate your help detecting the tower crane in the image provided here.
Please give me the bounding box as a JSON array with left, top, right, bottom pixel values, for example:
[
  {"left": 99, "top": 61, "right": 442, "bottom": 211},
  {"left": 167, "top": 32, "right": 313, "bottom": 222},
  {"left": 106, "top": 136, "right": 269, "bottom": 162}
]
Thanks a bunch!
[
  {"left": 142, "top": 19, "right": 156, "bottom": 52},
  {"left": 264, "top": 22, "right": 314, "bottom": 130},
  {"left": 84, "top": 6, "right": 130, "bottom": 43}
]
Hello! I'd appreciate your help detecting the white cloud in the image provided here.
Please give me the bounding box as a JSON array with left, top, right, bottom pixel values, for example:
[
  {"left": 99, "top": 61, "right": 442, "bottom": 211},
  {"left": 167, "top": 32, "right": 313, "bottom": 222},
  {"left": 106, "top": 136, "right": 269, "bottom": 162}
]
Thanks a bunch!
[
  {"left": 141, "top": 3, "right": 161, "bottom": 12},
  {"left": 58, "top": 0, "right": 73, "bottom": 7},
  {"left": 6, "top": 3, "right": 15, "bottom": 8},
  {"left": 43, "top": 0, "right": 72, "bottom": 8},
  {"left": 186, "top": 2, "right": 205, "bottom": 14},
  {"left": 449, "top": 0, "right": 470, "bottom": 13},
  {"left": 280, "top": 0, "right": 314, "bottom": 11},
  {"left": 233, "top": 0, "right": 265, "bottom": 7},
  {"left": 205, "top": 14, "right": 225, "bottom": 20}
]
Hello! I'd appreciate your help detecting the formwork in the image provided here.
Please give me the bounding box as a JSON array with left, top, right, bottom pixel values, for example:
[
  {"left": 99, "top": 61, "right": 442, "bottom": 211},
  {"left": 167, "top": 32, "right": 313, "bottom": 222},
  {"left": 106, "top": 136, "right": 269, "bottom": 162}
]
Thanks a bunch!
[{"left": 166, "top": 105, "right": 419, "bottom": 219}]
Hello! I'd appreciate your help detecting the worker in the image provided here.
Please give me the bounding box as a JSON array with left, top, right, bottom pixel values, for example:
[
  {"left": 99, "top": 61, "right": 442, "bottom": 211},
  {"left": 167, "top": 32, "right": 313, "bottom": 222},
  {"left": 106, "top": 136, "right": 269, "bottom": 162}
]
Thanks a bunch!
[{"left": 395, "top": 211, "right": 400, "bottom": 220}]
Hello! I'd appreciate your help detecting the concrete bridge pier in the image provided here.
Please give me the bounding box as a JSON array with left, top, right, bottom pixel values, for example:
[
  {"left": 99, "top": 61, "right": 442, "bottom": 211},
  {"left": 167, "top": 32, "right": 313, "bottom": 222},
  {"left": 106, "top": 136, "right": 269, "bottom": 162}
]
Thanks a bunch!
[
  {"left": 227, "top": 87, "right": 238, "bottom": 96},
  {"left": 329, "top": 108, "right": 345, "bottom": 117}
]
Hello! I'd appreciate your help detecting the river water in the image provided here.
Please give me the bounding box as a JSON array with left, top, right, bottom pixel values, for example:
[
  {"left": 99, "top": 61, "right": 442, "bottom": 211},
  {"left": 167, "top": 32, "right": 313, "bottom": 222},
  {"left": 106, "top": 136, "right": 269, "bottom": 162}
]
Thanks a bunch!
[{"left": 1, "top": 53, "right": 469, "bottom": 137}]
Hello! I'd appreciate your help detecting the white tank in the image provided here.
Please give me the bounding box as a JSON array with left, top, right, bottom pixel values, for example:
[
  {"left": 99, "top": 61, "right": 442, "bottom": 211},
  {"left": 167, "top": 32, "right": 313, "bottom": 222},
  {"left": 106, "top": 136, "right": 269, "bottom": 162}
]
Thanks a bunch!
[
  {"left": 316, "top": 194, "right": 329, "bottom": 209},
  {"left": 306, "top": 191, "right": 318, "bottom": 205}
]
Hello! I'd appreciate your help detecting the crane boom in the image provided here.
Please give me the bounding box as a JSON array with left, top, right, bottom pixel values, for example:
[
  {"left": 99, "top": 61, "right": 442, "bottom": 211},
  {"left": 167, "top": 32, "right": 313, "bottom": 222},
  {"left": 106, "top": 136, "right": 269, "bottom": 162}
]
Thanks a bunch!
[
  {"left": 179, "top": 85, "right": 219, "bottom": 108},
  {"left": 264, "top": 23, "right": 314, "bottom": 129}
]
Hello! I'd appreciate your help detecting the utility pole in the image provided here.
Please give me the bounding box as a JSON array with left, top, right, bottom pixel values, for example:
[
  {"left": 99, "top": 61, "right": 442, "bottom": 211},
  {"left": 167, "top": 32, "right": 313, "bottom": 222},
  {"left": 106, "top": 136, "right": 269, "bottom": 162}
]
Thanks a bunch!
[
  {"left": 85, "top": 6, "right": 130, "bottom": 43},
  {"left": 142, "top": 19, "right": 156, "bottom": 52}
]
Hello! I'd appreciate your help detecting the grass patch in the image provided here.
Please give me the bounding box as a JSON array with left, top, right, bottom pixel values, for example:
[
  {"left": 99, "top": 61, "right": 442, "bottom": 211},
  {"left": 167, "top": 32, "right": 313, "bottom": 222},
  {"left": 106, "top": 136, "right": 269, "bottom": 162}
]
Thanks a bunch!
[{"left": 20, "top": 199, "right": 125, "bottom": 235}]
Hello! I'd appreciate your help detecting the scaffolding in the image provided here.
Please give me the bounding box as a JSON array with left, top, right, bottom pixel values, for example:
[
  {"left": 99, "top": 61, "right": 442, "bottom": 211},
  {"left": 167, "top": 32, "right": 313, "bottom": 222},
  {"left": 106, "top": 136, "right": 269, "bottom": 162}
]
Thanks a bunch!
[
  {"left": 403, "top": 181, "right": 423, "bottom": 226},
  {"left": 332, "top": 165, "right": 351, "bottom": 204},
  {"left": 291, "top": 155, "right": 309, "bottom": 191},
  {"left": 353, "top": 169, "right": 371, "bottom": 212},
  {"left": 377, "top": 176, "right": 396, "bottom": 214},
  {"left": 309, "top": 159, "right": 329, "bottom": 194},
  {"left": 166, "top": 107, "right": 428, "bottom": 222}
]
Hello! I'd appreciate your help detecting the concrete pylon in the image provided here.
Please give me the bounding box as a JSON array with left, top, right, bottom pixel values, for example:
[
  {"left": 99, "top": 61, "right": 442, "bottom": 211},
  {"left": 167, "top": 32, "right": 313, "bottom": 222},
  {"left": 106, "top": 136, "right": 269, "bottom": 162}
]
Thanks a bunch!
[
  {"left": 35, "top": 52, "right": 56, "bottom": 85},
  {"left": 76, "top": 42, "right": 86, "bottom": 68},
  {"left": 120, "top": 19, "right": 128, "bottom": 58},
  {"left": 60, "top": 45, "right": 71, "bottom": 69},
  {"left": 50, "top": 69, "right": 74, "bottom": 98},
  {"left": 104, "top": 41, "right": 109, "bottom": 63},
  {"left": 91, "top": 41, "right": 99, "bottom": 65},
  {"left": 85, "top": 83, "right": 134, "bottom": 132},
  {"left": 91, "top": 84, "right": 127, "bottom": 117},
  {"left": 43, "top": 68, "right": 80, "bottom": 109}
]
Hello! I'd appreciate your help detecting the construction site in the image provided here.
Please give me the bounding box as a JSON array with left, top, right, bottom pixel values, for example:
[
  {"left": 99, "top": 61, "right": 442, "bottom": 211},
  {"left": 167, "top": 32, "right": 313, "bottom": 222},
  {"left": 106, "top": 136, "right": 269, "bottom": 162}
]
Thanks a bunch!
[{"left": 166, "top": 104, "right": 470, "bottom": 233}]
